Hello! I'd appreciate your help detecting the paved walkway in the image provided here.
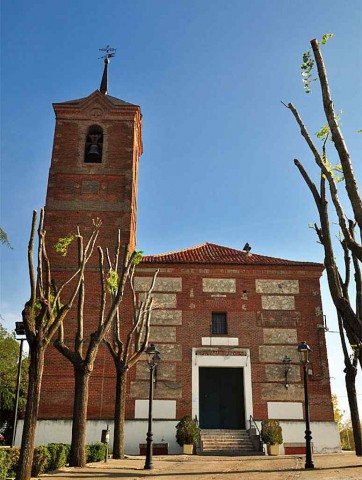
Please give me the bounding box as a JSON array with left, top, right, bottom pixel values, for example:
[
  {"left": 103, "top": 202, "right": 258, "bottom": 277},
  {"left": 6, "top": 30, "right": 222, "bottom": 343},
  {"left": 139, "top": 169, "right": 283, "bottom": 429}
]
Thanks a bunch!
[{"left": 40, "top": 452, "right": 361, "bottom": 480}]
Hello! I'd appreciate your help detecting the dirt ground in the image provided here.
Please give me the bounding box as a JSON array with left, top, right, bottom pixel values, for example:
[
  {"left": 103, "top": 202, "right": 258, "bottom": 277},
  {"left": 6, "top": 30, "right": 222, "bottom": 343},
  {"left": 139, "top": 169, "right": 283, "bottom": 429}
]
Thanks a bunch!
[{"left": 39, "top": 452, "right": 362, "bottom": 480}]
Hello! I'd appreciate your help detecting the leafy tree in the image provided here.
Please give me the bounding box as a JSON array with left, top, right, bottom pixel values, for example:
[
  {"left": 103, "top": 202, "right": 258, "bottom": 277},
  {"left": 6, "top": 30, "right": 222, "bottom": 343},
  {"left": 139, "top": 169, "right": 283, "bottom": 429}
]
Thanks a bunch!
[
  {"left": 54, "top": 234, "right": 157, "bottom": 467},
  {"left": 285, "top": 35, "right": 361, "bottom": 456},
  {"left": 0, "top": 324, "right": 29, "bottom": 442},
  {"left": 16, "top": 210, "right": 100, "bottom": 480}
]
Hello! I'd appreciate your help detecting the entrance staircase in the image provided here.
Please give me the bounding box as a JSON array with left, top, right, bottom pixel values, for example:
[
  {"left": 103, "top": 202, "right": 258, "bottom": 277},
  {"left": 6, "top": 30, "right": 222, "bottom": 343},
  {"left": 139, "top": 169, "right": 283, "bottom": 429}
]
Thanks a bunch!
[{"left": 199, "top": 429, "right": 264, "bottom": 456}]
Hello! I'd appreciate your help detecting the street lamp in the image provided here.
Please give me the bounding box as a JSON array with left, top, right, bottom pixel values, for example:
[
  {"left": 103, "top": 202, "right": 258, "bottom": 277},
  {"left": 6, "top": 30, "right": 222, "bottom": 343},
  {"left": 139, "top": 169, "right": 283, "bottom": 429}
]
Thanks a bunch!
[
  {"left": 144, "top": 343, "right": 161, "bottom": 470},
  {"left": 297, "top": 341, "right": 314, "bottom": 469},
  {"left": 12, "top": 322, "right": 26, "bottom": 447}
]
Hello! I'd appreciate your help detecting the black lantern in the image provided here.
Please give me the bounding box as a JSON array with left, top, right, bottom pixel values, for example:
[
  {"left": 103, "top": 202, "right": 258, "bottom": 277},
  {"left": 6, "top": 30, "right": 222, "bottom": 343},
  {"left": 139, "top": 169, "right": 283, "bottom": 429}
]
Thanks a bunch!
[
  {"left": 144, "top": 344, "right": 161, "bottom": 470},
  {"left": 282, "top": 355, "right": 292, "bottom": 389},
  {"left": 297, "top": 341, "right": 311, "bottom": 365},
  {"left": 297, "top": 341, "right": 314, "bottom": 469}
]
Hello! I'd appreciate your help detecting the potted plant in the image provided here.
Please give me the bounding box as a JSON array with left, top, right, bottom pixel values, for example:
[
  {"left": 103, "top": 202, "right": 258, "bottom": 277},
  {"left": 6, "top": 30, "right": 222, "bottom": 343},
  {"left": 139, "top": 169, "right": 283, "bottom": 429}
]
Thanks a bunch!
[
  {"left": 261, "top": 419, "right": 283, "bottom": 455},
  {"left": 175, "top": 415, "right": 200, "bottom": 454}
]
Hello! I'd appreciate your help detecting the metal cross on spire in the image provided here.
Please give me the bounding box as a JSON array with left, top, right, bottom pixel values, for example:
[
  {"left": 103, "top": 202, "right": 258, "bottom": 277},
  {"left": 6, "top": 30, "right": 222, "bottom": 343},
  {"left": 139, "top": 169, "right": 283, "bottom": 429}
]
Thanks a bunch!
[{"left": 99, "top": 45, "right": 117, "bottom": 95}]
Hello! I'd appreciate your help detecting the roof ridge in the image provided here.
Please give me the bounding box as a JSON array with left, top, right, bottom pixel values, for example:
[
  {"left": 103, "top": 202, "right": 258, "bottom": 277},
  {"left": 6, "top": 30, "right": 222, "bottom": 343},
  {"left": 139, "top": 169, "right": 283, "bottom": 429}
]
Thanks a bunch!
[{"left": 143, "top": 242, "right": 208, "bottom": 258}]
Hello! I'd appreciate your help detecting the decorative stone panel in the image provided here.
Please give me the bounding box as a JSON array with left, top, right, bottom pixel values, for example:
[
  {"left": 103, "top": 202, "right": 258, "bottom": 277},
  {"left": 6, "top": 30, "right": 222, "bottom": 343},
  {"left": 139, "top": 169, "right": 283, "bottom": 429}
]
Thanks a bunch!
[
  {"left": 135, "top": 277, "right": 182, "bottom": 292},
  {"left": 139, "top": 293, "right": 177, "bottom": 309},
  {"left": 263, "top": 329, "right": 298, "bottom": 344},
  {"left": 256, "top": 280, "right": 299, "bottom": 294},
  {"left": 261, "top": 383, "right": 304, "bottom": 401},
  {"left": 150, "top": 310, "right": 182, "bottom": 325},
  {"left": 158, "top": 344, "right": 182, "bottom": 361},
  {"left": 136, "top": 362, "right": 176, "bottom": 381},
  {"left": 259, "top": 345, "right": 300, "bottom": 363},
  {"left": 265, "top": 364, "right": 301, "bottom": 382},
  {"left": 202, "top": 278, "right": 236, "bottom": 293},
  {"left": 149, "top": 326, "right": 176, "bottom": 343},
  {"left": 130, "top": 381, "right": 182, "bottom": 399},
  {"left": 262, "top": 296, "right": 295, "bottom": 310},
  {"left": 257, "top": 311, "right": 301, "bottom": 327}
]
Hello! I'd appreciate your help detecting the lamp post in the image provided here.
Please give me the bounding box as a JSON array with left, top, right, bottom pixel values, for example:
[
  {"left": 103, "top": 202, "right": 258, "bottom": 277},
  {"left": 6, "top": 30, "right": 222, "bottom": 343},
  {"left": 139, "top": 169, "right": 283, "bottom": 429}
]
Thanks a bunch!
[
  {"left": 144, "top": 343, "right": 161, "bottom": 470},
  {"left": 297, "top": 341, "right": 314, "bottom": 469},
  {"left": 11, "top": 322, "right": 26, "bottom": 447}
]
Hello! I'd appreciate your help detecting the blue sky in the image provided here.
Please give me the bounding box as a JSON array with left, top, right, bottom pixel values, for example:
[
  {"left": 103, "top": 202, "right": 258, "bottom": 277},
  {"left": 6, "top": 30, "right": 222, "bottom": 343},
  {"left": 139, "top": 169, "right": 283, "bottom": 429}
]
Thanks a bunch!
[{"left": 1, "top": 0, "right": 361, "bottom": 416}]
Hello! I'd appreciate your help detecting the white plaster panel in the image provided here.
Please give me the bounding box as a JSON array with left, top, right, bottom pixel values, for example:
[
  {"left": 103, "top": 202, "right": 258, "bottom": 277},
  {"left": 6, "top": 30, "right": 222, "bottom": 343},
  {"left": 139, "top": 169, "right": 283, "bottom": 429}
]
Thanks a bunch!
[
  {"left": 139, "top": 293, "right": 177, "bottom": 309},
  {"left": 201, "top": 337, "right": 239, "bottom": 346},
  {"left": 135, "top": 277, "right": 182, "bottom": 292},
  {"left": 267, "top": 402, "right": 303, "bottom": 419},
  {"left": 151, "top": 310, "right": 182, "bottom": 325},
  {"left": 202, "top": 278, "right": 236, "bottom": 293},
  {"left": 263, "top": 328, "right": 298, "bottom": 344},
  {"left": 256, "top": 280, "right": 299, "bottom": 294},
  {"left": 16, "top": 419, "right": 340, "bottom": 454},
  {"left": 135, "top": 400, "right": 176, "bottom": 419},
  {"left": 262, "top": 296, "right": 295, "bottom": 310}
]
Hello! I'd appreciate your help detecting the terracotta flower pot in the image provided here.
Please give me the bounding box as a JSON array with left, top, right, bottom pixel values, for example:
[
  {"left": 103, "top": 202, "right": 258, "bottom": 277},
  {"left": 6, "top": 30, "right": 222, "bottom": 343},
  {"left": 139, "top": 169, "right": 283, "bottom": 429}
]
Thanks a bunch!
[
  {"left": 267, "top": 444, "right": 280, "bottom": 456},
  {"left": 183, "top": 444, "right": 194, "bottom": 455}
]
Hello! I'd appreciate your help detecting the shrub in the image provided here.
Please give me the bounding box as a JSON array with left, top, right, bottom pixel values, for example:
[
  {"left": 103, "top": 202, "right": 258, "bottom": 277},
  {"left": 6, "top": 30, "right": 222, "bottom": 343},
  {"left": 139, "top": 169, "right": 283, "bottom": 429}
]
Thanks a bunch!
[
  {"left": 261, "top": 419, "right": 283, "bottom": 445},
  {"left": 86, "top": 442, "right": 106, "bottom": 463},
  {"left": 0, "top": 450, "right": 10, "bottom": 480},
  {"left": 47, "top": 443, "right": 69, "bottom": 471},
  {"left": 4, "top": 448, "right": 20, "bottom": 478},
  {"left": 32, "top": 446, "right": 50, "bottom": 477},
  {"left": 175, "top": 415, "right": 200, "bottom": 446}
]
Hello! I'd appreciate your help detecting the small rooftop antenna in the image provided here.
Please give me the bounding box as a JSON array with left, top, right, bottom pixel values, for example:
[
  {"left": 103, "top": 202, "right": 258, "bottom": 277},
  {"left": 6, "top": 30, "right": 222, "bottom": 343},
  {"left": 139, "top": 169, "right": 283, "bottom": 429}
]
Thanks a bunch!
[{"left": 99, "top": 45, "right": 117, "bottom": 95}]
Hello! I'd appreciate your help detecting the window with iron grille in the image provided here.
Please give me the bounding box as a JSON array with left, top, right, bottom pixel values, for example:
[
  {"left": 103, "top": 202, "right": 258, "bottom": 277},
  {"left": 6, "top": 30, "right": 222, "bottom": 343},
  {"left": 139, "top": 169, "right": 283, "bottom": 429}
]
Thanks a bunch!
[{"left": 211, "top": 312, "right": 227, "bottom": 335}]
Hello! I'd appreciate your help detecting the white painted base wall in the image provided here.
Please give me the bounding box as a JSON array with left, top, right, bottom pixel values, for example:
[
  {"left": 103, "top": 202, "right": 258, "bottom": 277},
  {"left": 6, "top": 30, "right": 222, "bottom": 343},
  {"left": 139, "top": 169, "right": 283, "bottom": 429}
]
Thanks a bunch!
[{"left": 16, "top": 419, "right": 340, "bottom": 454}]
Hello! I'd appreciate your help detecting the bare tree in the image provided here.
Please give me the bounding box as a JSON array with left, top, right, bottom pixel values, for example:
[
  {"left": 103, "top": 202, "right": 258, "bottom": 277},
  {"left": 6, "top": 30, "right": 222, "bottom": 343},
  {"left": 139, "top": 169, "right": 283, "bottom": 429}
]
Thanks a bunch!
[
  {"left": 17, "top": 210, "right": 100, "bottom": 480},
  {"left": 54, "top": 234, "right": 157, "bottom": 466},
  {"left": 285, "top": 36, "right": 361, "bottom": 455},
  {"left": 104, "top": 245, "right": 159, "bottom": 459}
]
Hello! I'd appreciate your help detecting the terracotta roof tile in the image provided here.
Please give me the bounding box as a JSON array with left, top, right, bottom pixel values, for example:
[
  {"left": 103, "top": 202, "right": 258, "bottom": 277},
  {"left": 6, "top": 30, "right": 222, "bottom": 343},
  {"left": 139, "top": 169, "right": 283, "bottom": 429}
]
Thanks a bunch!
[{"left": 141, "top": 242, "right": 322, "bottom": 267}]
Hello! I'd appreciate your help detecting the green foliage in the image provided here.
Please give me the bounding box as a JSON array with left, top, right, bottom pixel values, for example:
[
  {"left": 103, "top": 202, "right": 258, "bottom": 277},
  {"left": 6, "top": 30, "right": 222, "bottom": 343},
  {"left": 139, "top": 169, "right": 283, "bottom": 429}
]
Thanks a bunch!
[
  {"left": 321, "top": 33, "right": 334, "bottom": 44},
  {"left": 133, "top": 250, "right": 144, "bottom": 265},
  {"left": 261, "top": 419, "right": 283, "bottom": 445},
  {"left": 175, "top": 415, "right": 200, "bottom": 446},
  {"left": 4, "top": 448, "right": 20, "bottom": 478},
  {"left": 0, "top": 227, "right": 12, "bottom": 249},
  {"left": 54, "top": 234, "right": 75, "bottom": 256},
  {"left": 301, "top": 33, "right": 334, "bottom": 93},
  {"left": 31, "top": 446, "right": 50, "bottom": 477},
  {"left": 301, "top": 50, "right": 315, "bottom": 94},
  {"left": 0, "top": 450, "right": 10, "bottom": 480},
  {"left": 106, "top": 268, "right": 119, "bottom": 295},
  {"left": 47, "top": 443, "right": 69, "bottom": 471},
  {"left": 0, "top": 323, "right": 29, "bottom": 413},
  {"left": 86, "top": 442, "right": 106, "bottom": 462}
]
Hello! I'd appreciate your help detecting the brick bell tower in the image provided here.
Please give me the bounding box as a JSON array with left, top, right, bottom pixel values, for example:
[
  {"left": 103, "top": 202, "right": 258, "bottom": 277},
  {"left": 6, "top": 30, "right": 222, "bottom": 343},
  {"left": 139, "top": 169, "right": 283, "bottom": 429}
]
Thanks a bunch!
[
  {"left": 45, "top": 51, "right": 142, "bottom": 255},
  {"left": 39, "top": 50, "right": 142, "bottom": 419}
]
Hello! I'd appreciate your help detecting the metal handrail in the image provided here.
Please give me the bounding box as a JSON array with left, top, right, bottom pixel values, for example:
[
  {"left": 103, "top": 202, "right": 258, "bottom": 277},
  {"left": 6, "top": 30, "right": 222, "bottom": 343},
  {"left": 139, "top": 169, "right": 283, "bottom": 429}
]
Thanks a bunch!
[{"left": 249, "top": 415, "right": 261, "bottom": 436}]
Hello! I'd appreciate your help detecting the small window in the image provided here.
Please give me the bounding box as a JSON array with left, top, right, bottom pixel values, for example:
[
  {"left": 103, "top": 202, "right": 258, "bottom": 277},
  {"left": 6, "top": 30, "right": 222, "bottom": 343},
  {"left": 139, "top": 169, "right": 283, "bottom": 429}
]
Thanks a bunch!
[
  {"left": 211, "top": 312, "right": 227, "bottom": 335},
  {"left": 84, "top": 125, "right": 103, "bottom": 163}
]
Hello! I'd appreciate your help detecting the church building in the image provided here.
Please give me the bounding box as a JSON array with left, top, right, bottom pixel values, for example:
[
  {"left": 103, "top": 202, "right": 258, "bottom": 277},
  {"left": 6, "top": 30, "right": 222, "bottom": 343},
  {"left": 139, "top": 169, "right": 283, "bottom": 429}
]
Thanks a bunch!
[{"left": 17, "top": 55, "right": 340, "bottom": 454}]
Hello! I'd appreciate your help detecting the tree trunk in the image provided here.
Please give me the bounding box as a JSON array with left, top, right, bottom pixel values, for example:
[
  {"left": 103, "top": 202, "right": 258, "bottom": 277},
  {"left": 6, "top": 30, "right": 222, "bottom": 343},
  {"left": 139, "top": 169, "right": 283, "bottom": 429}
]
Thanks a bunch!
[
  {"left": 113, "top": 368, "right": 128, "bottom": 459},
  {"left": 69, "top": 365, "right": 91, "bottom": 467},
  {"left": 345, "top": 366, "right": 362, "bottom": 456},
  {"left": 16, "top": 342, "right": 45, "bottom": 480}
]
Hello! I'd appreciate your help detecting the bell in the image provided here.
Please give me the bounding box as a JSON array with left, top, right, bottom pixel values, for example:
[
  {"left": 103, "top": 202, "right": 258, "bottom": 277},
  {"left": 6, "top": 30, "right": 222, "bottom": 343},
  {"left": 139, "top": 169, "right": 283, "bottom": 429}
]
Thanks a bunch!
[{"left": 86, "top": 143, "right": 101, "bottom": 162}]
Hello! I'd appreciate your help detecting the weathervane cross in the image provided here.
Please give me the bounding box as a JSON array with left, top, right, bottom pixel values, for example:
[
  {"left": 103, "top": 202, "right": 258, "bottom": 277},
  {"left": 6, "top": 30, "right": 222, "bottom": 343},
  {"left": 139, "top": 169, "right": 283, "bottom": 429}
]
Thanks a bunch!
[{"left": 99, "top": 45, "right": 116, "bottom": 95}]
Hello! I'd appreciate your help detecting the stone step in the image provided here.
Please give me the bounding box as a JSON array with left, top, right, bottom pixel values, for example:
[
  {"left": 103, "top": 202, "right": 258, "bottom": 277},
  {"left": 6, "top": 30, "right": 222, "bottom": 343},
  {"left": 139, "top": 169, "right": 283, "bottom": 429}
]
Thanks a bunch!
[{"left": 199, "top": 429, "right": 262, "bottom": 456}]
